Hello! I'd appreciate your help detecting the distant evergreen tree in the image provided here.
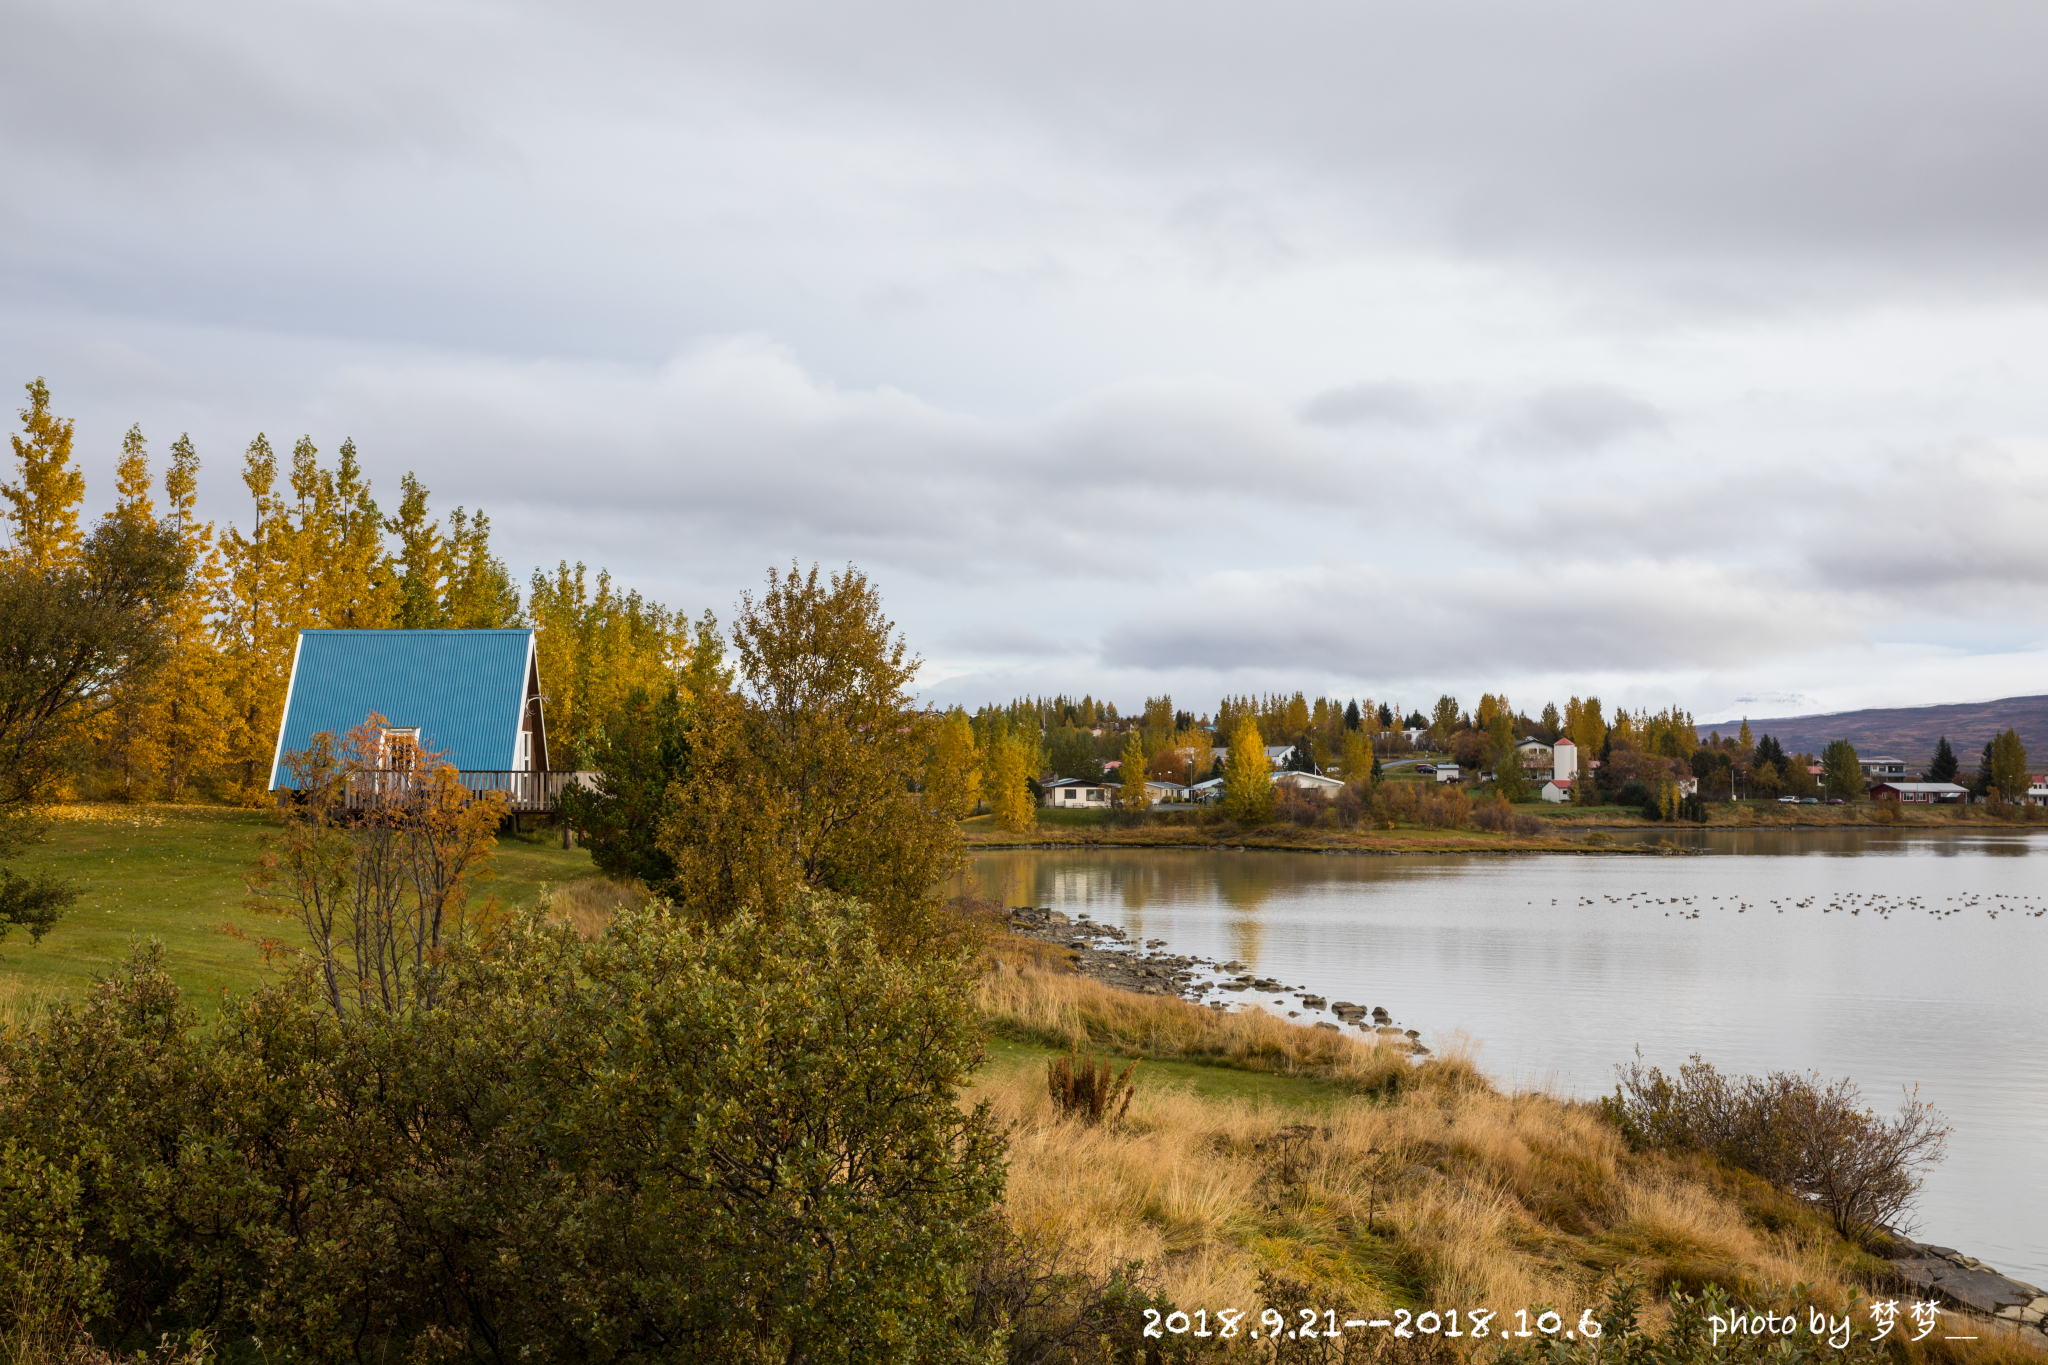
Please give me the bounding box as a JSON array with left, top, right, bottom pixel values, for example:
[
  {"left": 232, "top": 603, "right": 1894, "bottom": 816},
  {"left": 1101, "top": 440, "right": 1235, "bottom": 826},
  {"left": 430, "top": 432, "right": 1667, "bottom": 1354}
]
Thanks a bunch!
[
  {"left": 1754, "top": 734, "right": 1787, "bottom": 771},
  {"left": 1928, "top": 736, "right": 1959, "bottom": 783},
  {"left": 1344, "top": 699, "right": 1361, "bottom": 731},
  {"left": 1379, "top": 702, "right": 1394, "bottom": 728}
]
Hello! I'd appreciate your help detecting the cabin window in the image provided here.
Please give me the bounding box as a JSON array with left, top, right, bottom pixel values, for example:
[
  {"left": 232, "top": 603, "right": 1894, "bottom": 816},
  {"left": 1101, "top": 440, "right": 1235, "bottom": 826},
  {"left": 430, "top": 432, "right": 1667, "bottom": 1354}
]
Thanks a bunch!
[{"left": 518, "top": 730, "right": 531, "bottom": 771}]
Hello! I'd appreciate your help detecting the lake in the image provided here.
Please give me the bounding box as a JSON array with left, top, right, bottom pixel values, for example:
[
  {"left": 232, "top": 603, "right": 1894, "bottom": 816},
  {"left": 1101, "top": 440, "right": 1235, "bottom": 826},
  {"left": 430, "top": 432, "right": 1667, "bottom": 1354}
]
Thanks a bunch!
[{"left": 966, "top": 829, "right": 2048, "bottom": 1284}]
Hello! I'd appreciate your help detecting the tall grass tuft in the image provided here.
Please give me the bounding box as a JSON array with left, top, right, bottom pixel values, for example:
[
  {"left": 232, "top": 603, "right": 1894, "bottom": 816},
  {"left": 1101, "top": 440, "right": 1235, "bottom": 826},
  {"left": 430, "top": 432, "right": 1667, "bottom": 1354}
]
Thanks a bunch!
[{"left": 1046, "top": 1049, "right": 1140, "bottom": 1125}]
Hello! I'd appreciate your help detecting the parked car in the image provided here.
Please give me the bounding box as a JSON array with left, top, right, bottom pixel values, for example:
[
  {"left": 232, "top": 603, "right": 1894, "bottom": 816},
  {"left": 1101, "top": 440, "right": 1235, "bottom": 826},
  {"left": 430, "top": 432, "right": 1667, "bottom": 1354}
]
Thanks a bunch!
[
  {"left": 1824, "top": 797, "right": 1845, "bottom": 805},
  {"left": 1801, "top": 797, "right": 1820, "bottom": 804},
  {"left": 1777, "top": 795, "right": 1799, "bottom": 803},
  {"left": 1414, "top": 764, "right": 1435, "bottom": 774}
]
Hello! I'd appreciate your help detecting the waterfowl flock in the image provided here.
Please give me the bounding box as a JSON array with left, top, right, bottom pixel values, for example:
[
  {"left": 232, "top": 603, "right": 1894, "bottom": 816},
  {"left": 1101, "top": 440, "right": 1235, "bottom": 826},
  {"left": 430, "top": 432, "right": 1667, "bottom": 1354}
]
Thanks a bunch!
[{"left": 1529, "top": 892, "right": 2048, "bottom": 921}]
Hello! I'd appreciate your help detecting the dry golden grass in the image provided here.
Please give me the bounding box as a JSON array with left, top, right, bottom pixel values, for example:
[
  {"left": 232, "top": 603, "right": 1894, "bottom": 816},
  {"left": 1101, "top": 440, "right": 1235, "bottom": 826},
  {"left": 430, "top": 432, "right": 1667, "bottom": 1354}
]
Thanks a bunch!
[
  {"left": 968, "top": 956, "right": 2045, "bottom": 1362},
  {"left": 977, "top": 963, "right": 1443, "bottom": 1093},
  {"left": 540, "top": 877, "right": 648, "bottom": 939}
]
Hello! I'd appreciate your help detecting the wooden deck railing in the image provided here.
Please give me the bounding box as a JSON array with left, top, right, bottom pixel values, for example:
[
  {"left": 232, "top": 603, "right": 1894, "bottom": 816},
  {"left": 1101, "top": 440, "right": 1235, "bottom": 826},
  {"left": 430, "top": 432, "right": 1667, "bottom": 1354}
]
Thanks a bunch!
[{"left": 341, "top": 770, "right": 589, "bottom": 813}]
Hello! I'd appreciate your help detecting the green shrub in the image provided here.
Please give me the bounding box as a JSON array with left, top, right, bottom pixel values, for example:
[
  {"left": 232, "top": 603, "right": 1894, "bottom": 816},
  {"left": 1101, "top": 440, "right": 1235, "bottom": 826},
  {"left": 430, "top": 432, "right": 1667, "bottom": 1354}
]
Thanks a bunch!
[{"left": 0, "top": 899, "right": 1006, "bottom": 1362}]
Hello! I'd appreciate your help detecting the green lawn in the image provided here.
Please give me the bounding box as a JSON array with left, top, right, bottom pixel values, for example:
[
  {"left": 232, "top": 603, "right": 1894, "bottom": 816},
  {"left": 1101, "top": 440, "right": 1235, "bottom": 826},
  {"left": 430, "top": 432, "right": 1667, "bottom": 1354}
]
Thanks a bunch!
[{"left": 0, "top": 805, "right": 601, "bottom": 1018}]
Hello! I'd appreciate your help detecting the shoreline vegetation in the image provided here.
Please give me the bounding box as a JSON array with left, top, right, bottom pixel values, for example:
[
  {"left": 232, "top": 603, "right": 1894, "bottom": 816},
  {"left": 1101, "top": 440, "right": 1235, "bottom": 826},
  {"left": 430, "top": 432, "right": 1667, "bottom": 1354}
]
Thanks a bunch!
[
  {"left": 974, "top": 925, "right": 2048, "bottom": 1360},
  {"left": 961, "top": 800, "right": 2043, "bottom": 855}
]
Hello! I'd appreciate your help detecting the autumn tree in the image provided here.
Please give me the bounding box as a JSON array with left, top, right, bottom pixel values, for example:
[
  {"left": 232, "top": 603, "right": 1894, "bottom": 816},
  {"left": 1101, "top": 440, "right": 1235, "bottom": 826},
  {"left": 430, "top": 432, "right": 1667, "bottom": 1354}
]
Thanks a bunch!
[
  {"left": 218, "top": 434, "right": 400, "bottom": 792},
  {"left": 150, "top": 436, "right": 237, "bottom": 799},
  {"left": 988, "top": 729, "right": 1037, "bottom": 833},
  {"left": 529, "top": 561, "right": 701, "bottom": 767},
  {"left": 1340, "top": 729, "right": 1372, "bottom": 787},
  {"left": 1429, "top": 694, "right": 1460, "bottom": 747},
  {"left": 1488, "top": 713, "right": 1530, "bottom": 802},
  {"left": 656, "top": 563, "right": 964, "bottom": 952},
  {"left": 1821, "top": 739, "right": 1863, "bottom": 800},
  {"left": 2, "top": 379, "right": 86, "bottom": 572},
  {"left": 1985, "top": 728, "right": 2029, "bottom": 802},
  {"left": 1221, "top": 717, "right": 1273, "bottom": 823},
  {"left": 1117, "top": 730, "right": 1151, "bottom": 811},
  {"left": 385, "top": 471, "right": 446, "bottom": 628},
  {"left": 95, "top": 426, "right": 164, "bottom": 794},
  {"left": 924, "top": 707, "right": 982, "bottom": 820}
]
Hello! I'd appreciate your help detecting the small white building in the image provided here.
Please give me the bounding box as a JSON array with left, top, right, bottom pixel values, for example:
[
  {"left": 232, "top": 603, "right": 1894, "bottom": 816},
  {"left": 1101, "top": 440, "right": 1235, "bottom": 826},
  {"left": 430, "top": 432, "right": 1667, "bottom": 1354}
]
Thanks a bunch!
[
  {"left": 1041, "top": 777, "right": 1113, "bottom": 808},
  {"left": 1273, "top": 770, "right": 1345, "bottom": 798},
  {"left": 1514, "top": 737, "right": 1553, "bottom": 772},
  {"left": 1858, "top": 756, "right": 1908, "bottom": 780},
  {"left": 1435, "top": 763, "right": 1462, "bottom": 784},
  {"left": 1264, "top": 745, "right": 1297, "bottom": 769},
  {"left": 1540, "top": 778, "right": 1573, "bottom": 803}
]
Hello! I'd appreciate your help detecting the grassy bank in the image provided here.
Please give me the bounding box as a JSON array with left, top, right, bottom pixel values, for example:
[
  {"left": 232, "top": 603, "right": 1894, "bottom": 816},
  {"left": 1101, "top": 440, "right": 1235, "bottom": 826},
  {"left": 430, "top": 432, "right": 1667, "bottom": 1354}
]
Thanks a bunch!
[
  {"left": 964, "top": 798, "right": 2042, "bottom": 852},
  {"left": 972, "top": 954, "right": 2046, "bottom": 1361},
  {"left": 0, "top": 803, "right": 604, "bottom": 1016}
]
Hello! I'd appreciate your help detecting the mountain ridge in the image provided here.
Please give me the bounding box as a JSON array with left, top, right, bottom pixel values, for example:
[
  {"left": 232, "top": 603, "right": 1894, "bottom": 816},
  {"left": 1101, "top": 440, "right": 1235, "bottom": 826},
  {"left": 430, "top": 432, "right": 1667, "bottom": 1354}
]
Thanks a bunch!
[{"left": 1697, "top": 694, "right": 2048, "bottom": 772}]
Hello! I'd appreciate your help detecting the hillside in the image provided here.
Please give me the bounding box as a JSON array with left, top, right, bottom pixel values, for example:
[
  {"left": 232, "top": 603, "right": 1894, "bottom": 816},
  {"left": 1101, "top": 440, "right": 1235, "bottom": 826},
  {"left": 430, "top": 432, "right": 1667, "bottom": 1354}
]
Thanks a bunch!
[{"left": 1699, "top": 694, "right": 2048, "bottom": 771}]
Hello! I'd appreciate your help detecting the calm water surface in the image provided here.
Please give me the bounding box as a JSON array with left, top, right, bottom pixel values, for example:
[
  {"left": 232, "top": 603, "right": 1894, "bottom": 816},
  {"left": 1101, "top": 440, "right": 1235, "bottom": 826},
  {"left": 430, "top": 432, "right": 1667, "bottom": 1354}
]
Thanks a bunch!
[{"left": 966, "top": 830, "right": 2048, "bottom": 1283}]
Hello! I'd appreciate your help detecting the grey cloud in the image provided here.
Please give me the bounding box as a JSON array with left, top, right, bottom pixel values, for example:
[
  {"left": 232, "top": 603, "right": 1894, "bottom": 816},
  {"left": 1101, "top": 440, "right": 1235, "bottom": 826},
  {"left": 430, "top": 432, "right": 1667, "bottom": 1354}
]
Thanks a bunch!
[
  {"left": 1104, "top": 561, "right": 1853, "bottom": 678},
  {"left": 1301, "top": 381, "right": 1446, "bottom": 430},
  {"left": 1486, "top": 385, "right": 1666, "bottom": 455},
  {"left": 938, "top": 622, "right": 1074, "bottom": 658},
  {"left": 311, "top": 340, "right": 1368, "bottom": 586},
  {"left": 1802, "top": 442, "right": 2048, "bottom": 600}
]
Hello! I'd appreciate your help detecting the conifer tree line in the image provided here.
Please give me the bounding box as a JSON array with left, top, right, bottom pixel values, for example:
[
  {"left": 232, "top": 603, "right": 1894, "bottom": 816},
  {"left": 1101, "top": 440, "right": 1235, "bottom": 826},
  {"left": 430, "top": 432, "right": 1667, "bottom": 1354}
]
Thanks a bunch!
[{"left": 2, "top": 378, "right": 710, "bottom": 803}]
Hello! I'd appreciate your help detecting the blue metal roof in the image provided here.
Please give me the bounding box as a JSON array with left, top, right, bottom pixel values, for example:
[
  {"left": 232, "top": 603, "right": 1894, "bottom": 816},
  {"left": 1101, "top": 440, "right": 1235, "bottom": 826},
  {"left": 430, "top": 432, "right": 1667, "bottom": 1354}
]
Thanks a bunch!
[{"left": 270, "top": 629, "right": 534, "bottom": 788}]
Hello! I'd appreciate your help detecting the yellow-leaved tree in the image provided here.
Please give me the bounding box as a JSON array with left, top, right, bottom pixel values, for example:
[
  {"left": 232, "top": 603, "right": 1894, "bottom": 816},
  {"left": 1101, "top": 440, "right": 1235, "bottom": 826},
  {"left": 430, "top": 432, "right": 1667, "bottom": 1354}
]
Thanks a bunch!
[
  {"left": 989, "top": 730, "right": 1037, "bottom": 833},
  {"left": 1118, "top": 730, "right": 1150, "bottom": 811},
  {"left": 152, "top": 435, "right": 238, "bottom": 800},
  {"left": 95, "top": 426, "right": 163, "bottom": 795},
  {"left": 220, "top": 435, "right": 399, "bottom": 795},
  {"left": 924, "top": 708, "right": 982, "bottom": 821},
  {"left": 2, "top": 378, "right": 85, "bottom": 571},
  {"left": 528, "top": 561, "right": 694, "bottom": 768},
  {"left": 1340, "top": 729, "right": 1372, "bottom": 787},
  {"left": 1221, "top": 716, "right": 1273, "bottom": 823}
]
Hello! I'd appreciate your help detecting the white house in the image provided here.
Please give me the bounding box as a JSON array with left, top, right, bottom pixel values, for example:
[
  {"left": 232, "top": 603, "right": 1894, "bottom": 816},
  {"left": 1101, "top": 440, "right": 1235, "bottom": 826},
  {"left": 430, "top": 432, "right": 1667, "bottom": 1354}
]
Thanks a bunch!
[
  {"left": 1858, "top": 756, "right": 1908, "bottom": 780},
  {"left": 1264, "top": 745, "right": 1297, "bottom": 769},
  {"left": 1273, "top": 770, "right": 1345, "bottom": 798},
  {"left": 1540, "top": 778, "right": 1573, "bottom": 803},
  {"left": 1041, "top": 777, "right": 1113, "bottom": 808},
  {"left": 1514, "top": 737, "right": 1553, "bottom": 772}
]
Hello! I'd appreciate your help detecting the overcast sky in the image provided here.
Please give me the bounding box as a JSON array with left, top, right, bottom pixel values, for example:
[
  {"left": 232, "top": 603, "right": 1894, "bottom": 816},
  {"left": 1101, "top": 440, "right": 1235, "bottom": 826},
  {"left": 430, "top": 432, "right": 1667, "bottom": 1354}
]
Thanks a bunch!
[{"left": 8, "top": 0, "right": 2048, "bottom": 722}]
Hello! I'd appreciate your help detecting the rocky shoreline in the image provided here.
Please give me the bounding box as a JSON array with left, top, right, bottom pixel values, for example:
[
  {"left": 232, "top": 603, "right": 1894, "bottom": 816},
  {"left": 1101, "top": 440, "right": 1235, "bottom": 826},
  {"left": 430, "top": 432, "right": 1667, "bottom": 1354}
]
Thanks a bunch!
[
  {"left": 1889, "top": 1238, "right": 2048, "bottom": 1347},
  {"left": 1002, "top": 905, "right": 1431, "bottom": 1053}
]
